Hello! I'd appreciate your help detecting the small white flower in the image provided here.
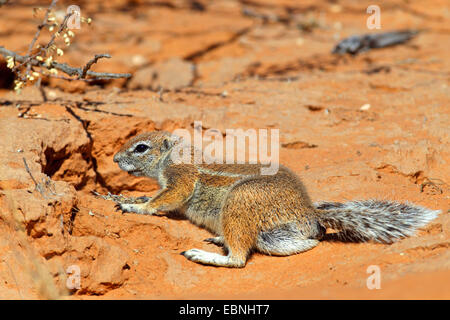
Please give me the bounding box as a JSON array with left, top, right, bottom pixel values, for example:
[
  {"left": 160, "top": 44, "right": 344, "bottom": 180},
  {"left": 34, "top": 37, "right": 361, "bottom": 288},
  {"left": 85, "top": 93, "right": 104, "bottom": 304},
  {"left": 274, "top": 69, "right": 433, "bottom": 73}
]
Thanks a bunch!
[
  {"left": 45, "top": 56, "right": 53, "bottom": 67},
  {"left": 6, "top": 56, "right": 14, "bottom": 69},
  {"left": 360, "top": 103, "right": 371, "bottom": 111}
]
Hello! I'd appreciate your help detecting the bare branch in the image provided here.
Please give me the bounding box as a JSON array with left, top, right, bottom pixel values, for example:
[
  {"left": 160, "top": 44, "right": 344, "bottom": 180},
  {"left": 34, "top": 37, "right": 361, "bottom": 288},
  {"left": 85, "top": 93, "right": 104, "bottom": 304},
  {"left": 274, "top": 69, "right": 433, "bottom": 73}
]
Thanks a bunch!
[
  {"left": 13, "top": 11, "right": 74, "bottom": 75},
  {"left": 23, "top": 157, "right": 48, "bottom": 199},
  {"left": 23, "top": 157, "right": 62, "bottom": 198},
  {"left": 24, "top": 0, "right": 59, "bottom": 76},
  {"left": 0, "top": 0, "right": 131, "bottom": 87},
  {"left": 22, "top": 157, "right": 39, "bottom": 188},
  {"left": 0, "top": 46, "right": 131, "bottom": 80},
  {"left": 79, "top": 53, "right": 111, "bottom": 79}
]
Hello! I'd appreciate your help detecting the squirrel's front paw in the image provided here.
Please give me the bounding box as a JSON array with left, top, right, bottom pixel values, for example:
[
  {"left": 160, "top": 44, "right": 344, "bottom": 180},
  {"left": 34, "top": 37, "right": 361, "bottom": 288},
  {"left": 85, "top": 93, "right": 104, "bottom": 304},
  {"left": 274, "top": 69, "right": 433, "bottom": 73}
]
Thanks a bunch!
[{"left": 115, "top": 202, "right": 156, "bottom": 215}]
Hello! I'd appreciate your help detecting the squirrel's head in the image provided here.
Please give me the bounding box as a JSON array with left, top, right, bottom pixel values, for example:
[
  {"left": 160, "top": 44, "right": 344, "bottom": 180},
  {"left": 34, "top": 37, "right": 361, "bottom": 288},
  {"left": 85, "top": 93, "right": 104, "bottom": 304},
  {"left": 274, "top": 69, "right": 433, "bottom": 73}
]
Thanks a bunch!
[{"left": 113, "top": 131, "right": 179, "bottom": 178}]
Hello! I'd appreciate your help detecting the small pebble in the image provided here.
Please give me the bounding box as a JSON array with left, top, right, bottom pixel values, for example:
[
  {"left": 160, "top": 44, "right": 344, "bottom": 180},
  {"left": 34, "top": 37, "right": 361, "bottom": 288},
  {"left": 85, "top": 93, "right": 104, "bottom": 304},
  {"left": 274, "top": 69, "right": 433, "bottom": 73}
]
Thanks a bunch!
[
  {"left": 360, "top": 103, "right": 371, "bottom": 111},
  {"left": 47, "top": 90, "right": 57, "bottom": 99}
]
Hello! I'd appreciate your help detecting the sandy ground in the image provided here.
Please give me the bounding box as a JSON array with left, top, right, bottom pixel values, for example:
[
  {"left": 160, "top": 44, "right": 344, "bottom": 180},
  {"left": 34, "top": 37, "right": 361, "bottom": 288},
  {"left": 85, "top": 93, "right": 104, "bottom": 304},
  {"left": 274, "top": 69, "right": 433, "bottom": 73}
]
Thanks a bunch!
[{"left": 0, "top": 0, "right": 448, "bottom": 299}]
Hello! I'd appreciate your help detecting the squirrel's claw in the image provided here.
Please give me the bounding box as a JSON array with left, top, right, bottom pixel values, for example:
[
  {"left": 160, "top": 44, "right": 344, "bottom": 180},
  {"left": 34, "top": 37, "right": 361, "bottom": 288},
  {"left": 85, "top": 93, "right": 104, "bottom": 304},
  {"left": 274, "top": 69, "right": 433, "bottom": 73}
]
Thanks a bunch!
[{"left": 114, "top": 202, "right": 126, "bottom": 214}]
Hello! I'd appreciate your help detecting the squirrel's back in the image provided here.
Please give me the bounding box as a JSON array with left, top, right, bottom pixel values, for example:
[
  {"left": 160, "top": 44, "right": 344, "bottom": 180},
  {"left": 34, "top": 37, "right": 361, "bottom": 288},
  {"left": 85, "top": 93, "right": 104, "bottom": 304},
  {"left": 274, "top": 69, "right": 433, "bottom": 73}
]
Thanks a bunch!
[{"left": 184, "top": 163, "right": 319, "bottom": 237}]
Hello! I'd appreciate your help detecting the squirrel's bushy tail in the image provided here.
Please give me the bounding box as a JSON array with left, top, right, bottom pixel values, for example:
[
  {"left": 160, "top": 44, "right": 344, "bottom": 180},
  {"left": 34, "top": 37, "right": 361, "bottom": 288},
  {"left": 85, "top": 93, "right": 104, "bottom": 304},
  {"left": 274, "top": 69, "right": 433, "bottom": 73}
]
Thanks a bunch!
[{"left": 314, "top": 200, "right": 440, "bottom": 243}]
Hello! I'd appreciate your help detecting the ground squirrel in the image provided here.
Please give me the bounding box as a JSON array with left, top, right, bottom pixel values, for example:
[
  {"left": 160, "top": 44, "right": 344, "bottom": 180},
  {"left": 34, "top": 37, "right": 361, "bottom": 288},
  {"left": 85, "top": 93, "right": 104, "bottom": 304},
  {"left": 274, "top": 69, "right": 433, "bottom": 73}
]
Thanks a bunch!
[{"left": 112, "top": 131, "right": 440, "bottom": 268}]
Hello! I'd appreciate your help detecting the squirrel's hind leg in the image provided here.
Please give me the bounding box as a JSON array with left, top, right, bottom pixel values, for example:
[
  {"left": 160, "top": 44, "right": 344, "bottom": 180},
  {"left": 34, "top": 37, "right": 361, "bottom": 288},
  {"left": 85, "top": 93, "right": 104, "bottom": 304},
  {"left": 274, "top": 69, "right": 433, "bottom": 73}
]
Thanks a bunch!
[
  {"left": 256, "top": 222, "right": 322, "bottom": 256},
  {"left": 182, "top": 221, "right": 251, "bottom": 267},
  {"left": 182, "top": 194, "right": 259, "bottom": 267},
  {"left": 181, "top": 249, "right": 246, "bottom": 268}
]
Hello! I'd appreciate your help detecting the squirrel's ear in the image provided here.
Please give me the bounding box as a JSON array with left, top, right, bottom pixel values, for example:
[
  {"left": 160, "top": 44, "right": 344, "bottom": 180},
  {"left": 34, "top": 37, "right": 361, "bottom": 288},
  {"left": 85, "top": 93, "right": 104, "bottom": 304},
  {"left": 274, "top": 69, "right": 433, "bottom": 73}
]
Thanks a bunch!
[
  {"left": 161, "top": 138, "right": 172, "bottom": 152},
  {"left": 161, "top": 134, "right": 182, "bottom": 152}
]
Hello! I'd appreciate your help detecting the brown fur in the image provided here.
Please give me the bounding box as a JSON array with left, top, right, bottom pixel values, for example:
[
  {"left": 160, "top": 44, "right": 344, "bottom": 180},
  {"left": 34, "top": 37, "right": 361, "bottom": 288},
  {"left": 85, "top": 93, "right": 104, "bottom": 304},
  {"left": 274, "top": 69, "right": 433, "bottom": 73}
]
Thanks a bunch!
[
  {"left": 113, "top": 131, "right": 439, "bottom": 268},
  {"left": 113, "top": 131, "right": 323, "bottom": 267}
]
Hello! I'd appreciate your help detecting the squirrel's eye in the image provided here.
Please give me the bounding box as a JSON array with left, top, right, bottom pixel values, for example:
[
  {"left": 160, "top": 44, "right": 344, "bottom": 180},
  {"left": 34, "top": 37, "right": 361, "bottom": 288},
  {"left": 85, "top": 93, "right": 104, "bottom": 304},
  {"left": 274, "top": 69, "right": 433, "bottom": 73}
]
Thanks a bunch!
[{"left": 134, "top": 144, "right": 149, "bottom": 153}]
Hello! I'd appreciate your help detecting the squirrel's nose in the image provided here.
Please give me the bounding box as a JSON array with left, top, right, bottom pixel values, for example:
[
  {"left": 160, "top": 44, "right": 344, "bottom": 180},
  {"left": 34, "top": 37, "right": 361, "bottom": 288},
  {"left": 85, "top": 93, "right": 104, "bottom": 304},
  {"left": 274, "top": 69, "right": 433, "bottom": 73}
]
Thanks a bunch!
[{"left": 113, "top": 153, "right": 120, "bottom": 163}]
